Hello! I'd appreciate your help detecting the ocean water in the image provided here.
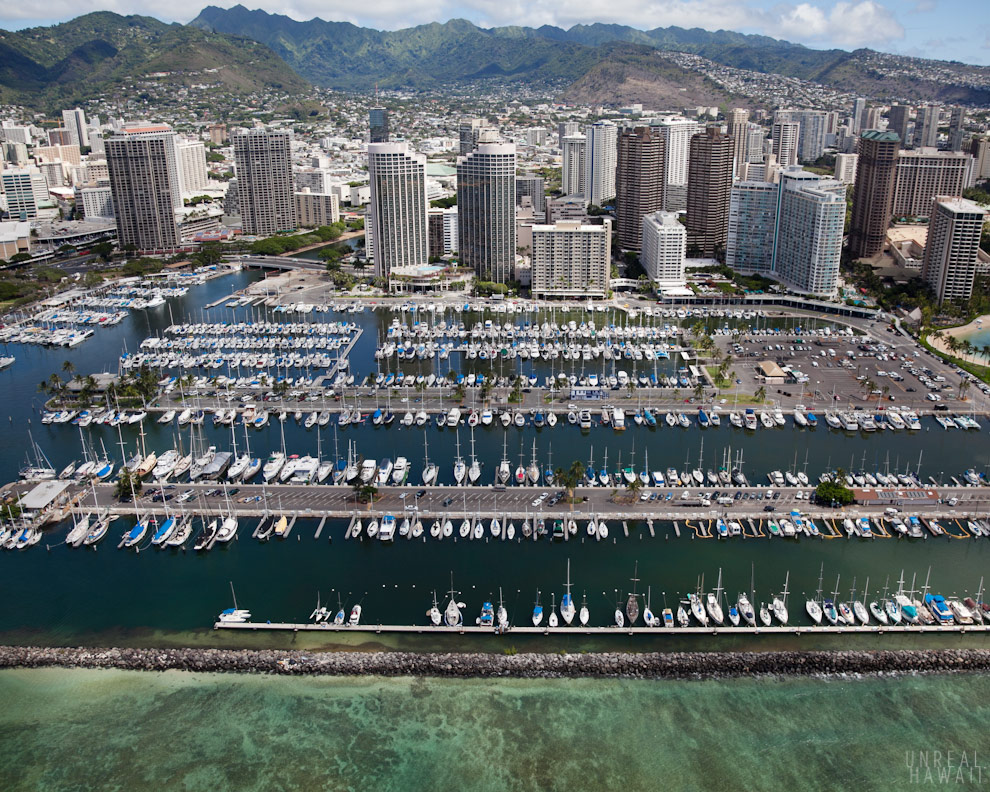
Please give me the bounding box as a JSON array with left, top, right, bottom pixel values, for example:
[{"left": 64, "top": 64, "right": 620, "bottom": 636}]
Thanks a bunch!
[{"left": 0, "top": 668, "right": 988, "bottom": 791}]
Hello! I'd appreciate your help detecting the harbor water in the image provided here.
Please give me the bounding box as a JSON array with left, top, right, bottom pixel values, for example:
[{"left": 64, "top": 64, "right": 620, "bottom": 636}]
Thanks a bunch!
[
  {"left": 1, "top": 667, "right": 988, "bottom": 791},
  {"left": 2, "top": 270, "right": 990, "bottom": 648}
]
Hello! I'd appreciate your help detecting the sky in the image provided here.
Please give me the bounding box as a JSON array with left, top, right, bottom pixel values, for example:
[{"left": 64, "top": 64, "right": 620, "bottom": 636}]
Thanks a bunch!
[{"left": 2, "top": 0, "right": 989, "bottom": 66}]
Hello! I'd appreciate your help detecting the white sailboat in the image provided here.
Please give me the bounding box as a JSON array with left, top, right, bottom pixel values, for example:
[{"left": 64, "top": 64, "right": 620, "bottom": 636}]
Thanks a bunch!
[{"left": 560, "top": 559, "right": 576, "bottom": 625}]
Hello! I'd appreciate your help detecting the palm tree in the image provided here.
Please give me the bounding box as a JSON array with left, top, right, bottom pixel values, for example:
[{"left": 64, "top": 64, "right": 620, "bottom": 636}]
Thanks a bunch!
[
  {"left": 693, "top": 382, "right": 705, "bottom": 401},
  {"left": 61, "top": 360, "right": 75, "bottom": 378},
  {"left": 959, "top": 379, "right": 971, "bottom": 401},
  {"left": 555, "top": 460, "right": 585, "bottom": 502},
  {"left": 754, "top": 385, "right": 767, "bottom": 403}
]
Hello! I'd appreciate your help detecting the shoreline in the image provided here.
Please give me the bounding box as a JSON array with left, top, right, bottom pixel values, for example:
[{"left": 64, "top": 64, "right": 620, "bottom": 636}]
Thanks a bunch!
[
  {"left": 929, "top": 314, "right": 990, "bottom": 366},
  {"left": 1, "top": 646, "right": 989, "bottom": 679}
]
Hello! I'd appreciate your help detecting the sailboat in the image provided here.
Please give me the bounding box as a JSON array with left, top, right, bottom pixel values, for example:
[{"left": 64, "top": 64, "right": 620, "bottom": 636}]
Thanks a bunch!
[
  {"left": 468, "top": 429, "right": 481, "bottom": 485},
  {"left": 497, "top": 434, "right": 510, "bottom": 485},
  {"left": 548, "top": 595, "right": 559, "bottom": 628},
  {"left": 772, "top": 571, "right": 789, "bottom": 624},
  {"left": 626, "top": 562, "right": 640, "bottom": 625},
  {"left": 532, "top": 590, "right": 543, "bottom": 626},
  {"left": 422, "top": 434, "right": 438, "bottom": 486},
  {"left": 579, "top": 592, "right": 590, "bottom": 626},
  {"left": 738, "top": 564, "right": 757, "bottom": 626},
  {"left": 496, "top": 588, "right": 509, "bottom": 631},
  {"left": 644, "top": 586, "right": 659, "bottom": 627},
  {"left": 452, "top": 430, "right": 466, "bottom": 485},
  {"left": 428, "top": 591, "right": 442, "bottom": 626},
  {"left": 823, "top": 574, "right": 841, "bottom": 625},
  {"left": 443, "top": 573, "right": 463, "bottom": 627},
  {"left": 707, "top": 569, "right": 725, "bottom": 626},
  {"left": 560, "top": 559, "right": 576, "bottom": 625},
  {"left": 526, "top": 440, "right": 540, "bottom": 485},
  {"left": 806, "top": 563, "right": 824, "bottom": 625}
]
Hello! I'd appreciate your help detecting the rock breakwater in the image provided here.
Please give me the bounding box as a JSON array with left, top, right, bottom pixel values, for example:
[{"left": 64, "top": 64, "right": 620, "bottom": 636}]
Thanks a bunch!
[{"left": 1, "top": 646, "right": 990, "bottom": 679}]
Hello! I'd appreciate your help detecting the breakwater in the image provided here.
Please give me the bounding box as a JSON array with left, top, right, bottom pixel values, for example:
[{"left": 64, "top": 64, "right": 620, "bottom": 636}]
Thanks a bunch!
[{"left": 3, "top": 645, "right": 989, "bottom": 679}]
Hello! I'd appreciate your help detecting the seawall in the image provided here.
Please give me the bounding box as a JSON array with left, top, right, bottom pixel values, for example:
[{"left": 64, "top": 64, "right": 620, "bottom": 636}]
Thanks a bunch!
[{"left": 1, "top": 646, "right": 989, "bottom": 679}]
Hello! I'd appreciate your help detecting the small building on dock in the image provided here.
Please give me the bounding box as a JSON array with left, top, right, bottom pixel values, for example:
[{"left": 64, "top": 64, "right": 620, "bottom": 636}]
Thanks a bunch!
[
  {"left": 852, "top": 487, "right": 939, "bottom": 507},
  {"left": 17, "top": 480, "right": 72, "bottom": 519}
]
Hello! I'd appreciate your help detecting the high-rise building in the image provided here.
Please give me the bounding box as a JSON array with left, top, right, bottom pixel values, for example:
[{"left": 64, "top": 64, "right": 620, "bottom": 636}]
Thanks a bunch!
[
  {"left": 948, "top": 107, "right": 964, "bottom": 152},
  {"left": 208, "top": 123, "right": 228, "bottom": 145},
  {"left": 427, "top": 209, "right": 458, "bottom": 258},
  {"left": 558, "top": 122, "right": 581, "bottom": 142},
  {"left": 746, "top": 124, "right": 766, "bottom": 164},
  {"left": 848, "top": 130, "right": 900, "bottom": 259},
  {"left": 583, "top": 121, "right": 617, "bottom": 208},
  {"left": 971, "top": 136, "right": 990, "bottom": 181},
  {"left": 615, "top": 126, "right": 665, "bottom": 250},
  {"left": 887, "top": 105, "right": 911, "bottom": 145},
  {"left": 851, "top": 97, "right": 867, "bottom": 136},
  {"left": 34, "top": 144, "right": 81, "bottom": 167},
  {"left": 913, "top": 105, "right": 939, "bottom": 148},
  {"left": 863, "top": 107, "right": 883, "bottom": 133},
  {"left": 685, "top": 127, "right": 733, "bottom": 257},
  {"left": 0, "top": 123, "right": 32, "bottom": 146},
  {"left": 833, "top": 153, "right": 858, "bottom": 185},
  {"left": 726, "top": 109, "right": 750, "bottom": 176},
  {"left": 775, "top": 110, "right": 826, "bottom": 162},
  {"left": 294, "top": 190, "right": 340, "bottom": 227},
  {"left": 530, "top": 220, "right": 611, "bottom": 298},
  {"left": 369, "top": 107, "right": 389, "bottom": 143},
  {"left": 367, "top": 142, "right": 429, "bottom": 279},
  {"left": 922, "top": 196, "right": 987, "bottom": 305},
  {"left": 771, "top": 121, "right": 800, "bottom": 167},
  {"left": 61, "top": 108, "right": 88, "bottom": 148},
  {"left": 48, "top": 128, "right": 74, "bottom": 147},
  {"left": 3, "top": 141, "right": 29, "bottom": 166},
  {"left": 79, "top": 185, "right": 114, "bottom": 219},
  {"left": 726, "top": 181, "right": 778, "bottom": 275},
  {"left": 515, "top": 175, "right": 546, "bottom": 216},
  {"left": 561, "top": 135, "right": 586, "bottom": 198},
  {"left": 772, "top": 168, "right": 846, "bottom": 295},
  {"left": 428, "top": 210, "right": 445, "bottom": 259},
  {"left": 105, "top": 124, "right": 182, "bottom": 251},
  {"left": 649, "top": 116, "right": 701, "bottom": 211},
  {"left": 177, "top": 140, "right": 208, "bottom": 194},
  {"left": 893, "top": 149, "right": 973, "bottom": 218},
  {"left": 459, "top": 118, "right": 485, "bottom": 155},
  {"left": 1, "top": 168, "right": 49, "bottom": 220},
  {"left": 457, "top": 142, "right": 516, "bottom": 284},
  {"left": 641, "top": 211, "right": 687, "bottom": 289},
  {"left": 233, "top": 128, "right": 295, "bottom": 236},
  {"left": 525, "top": 129, "right": 547, "bottom": 147}
]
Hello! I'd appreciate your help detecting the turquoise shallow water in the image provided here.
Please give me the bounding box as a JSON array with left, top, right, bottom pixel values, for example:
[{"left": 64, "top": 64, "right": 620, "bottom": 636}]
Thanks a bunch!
[{"left": 1, "top": 668, "right": 988, "bottom": 791}]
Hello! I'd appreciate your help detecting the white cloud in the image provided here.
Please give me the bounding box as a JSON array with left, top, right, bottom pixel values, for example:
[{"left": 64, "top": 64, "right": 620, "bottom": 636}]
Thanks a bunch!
[
  {"left": 769, "top": 1, "right": 905, "bottom": 47},
  {"left": 0, "top": 0, "right": 907, "bottom": 50}
]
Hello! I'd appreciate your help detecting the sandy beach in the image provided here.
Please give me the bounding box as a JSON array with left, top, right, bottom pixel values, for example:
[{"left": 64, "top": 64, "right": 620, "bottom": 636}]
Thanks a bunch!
[{"left": 928, "top": 314, "right": 990, "bottom": 366}]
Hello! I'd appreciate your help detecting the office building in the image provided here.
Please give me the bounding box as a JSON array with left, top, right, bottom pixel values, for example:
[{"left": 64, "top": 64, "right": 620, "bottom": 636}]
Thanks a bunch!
[
  {"left": 834, "top": 153, "right": 858, "bottom": 184},
  {"left": 913, "top": 105, "right": 939, "bottom": 148},
  {"left": 0, "top": 124, "right": 31, "bottom": 146},
  {"left": 649, "top": 115, "right": 701, "bottom": 211},
  {"left": 922, "top": 197, "right": 987, "bottom": 305},
  {"left": 561, "top": 135, "right": 586, "bottom": 198},
  {"left": 61, "top": 108, "right": 88, "bottom": 148},
  {"left": 459, "top": 118, "right": 485, "bottom": 155},
  {"left": 515, "top": 176, "right": 546, "bottom": 216},
  {"left": 530, "top": 220, "right": 612, "bottom": 298},
  {"left": 726, "top": 181, "right": 778, "bottom": 275},
  {"left": 893, "top": 148, "right": 973, "bottom": 218},
  {"left": 641, "top": 211, "right": 686, "bottom": 289},
  {"left": 583, "top": 121, "right": 617, "bottom": 208},
  {"left": 177, "top": 140, "right": 208, "bottom": 194},
  {"left": 887, "top": 105, "right": 911, "bottom": 146},
  {"left": 852, "top": 97, "right": 867, "bottom": 135},
  {"left": 1, "top": 168, "right": 49, "bottom": 219},
  {"left": 771, "top": 121, "right": 800, "bottom": 167},
  {"left": 233, "top": 128, "right": 295, "bottom": 236},
  {"left": 726, "top": 109, "right": 750, "bottom": 175},
  {"left": 615, "top": 126, "right": 665, "bottom": 250},
  {"left": 79, "top": 185, "right": 114, "bottom": 219},
  {"left": 686, "top": 127, "right": 733, "bottom": 257},
  {"left": 369, "top": 107, "right": 389, "bottom": 143},
  {"left": 457, "top": 142, "right": 516, "bottom": 284},
  {"left": 294, "top": 190, "right": 340, "bottom": 227},
  {"left": 948, "top": 107, "right": 965, "bottom": 152},
  {"left": 366, "top": 141, "right": 429, "bottom": 279},
  {"left": 776, "top": 110, "right": 826, "bottom": 162},
  {"left": 848, "top": 130, "right": 900, "bottom": 259},
  {"left": 105, "top": 125, "right": 182, "bottom": 251},
  {"left": 772, "top": 168, "right": 846, "bottom": 295}
]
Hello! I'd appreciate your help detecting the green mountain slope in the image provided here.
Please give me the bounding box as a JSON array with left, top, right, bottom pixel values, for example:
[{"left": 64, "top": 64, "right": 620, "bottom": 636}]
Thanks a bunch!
[
  {"left": 189, "top": 6, "right": 990, "bottom": 104},
  {"left": 0, "top": 12, "right": 308, "bottom": 109}
]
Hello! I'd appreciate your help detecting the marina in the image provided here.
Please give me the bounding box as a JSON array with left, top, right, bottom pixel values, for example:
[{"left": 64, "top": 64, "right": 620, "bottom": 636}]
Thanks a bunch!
[{"left": 2, "top": 268, "right": 990, "bottom": 650}]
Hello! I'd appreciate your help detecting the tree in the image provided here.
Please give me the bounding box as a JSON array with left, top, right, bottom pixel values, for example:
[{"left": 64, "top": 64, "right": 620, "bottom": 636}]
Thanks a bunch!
[
  {"left": 114, "top": 467, "right": 142, "bottom": 500},
  {"left": 554, "top": 460, "right": 585, "bottom": 502},
  {"left": 625, "top": 476, "right": 643, "bottom": 495},
  {"left": 754, "top": 385, "right": 767, "bottom": 403},
  {"left": 352, "top": 481, "right": 377, "bottom": 504},
  {"left": 62, "top": 360, "right": 75, "bottom": 378},
  {"left": 92, "top": 241, "right": 114, "bottom": 262},
  {"left": 815, "top": 480, "right": 853, "bottom": 507},
  {"left": 693, "top": 382, "right": 705, "bottom": 401}
]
